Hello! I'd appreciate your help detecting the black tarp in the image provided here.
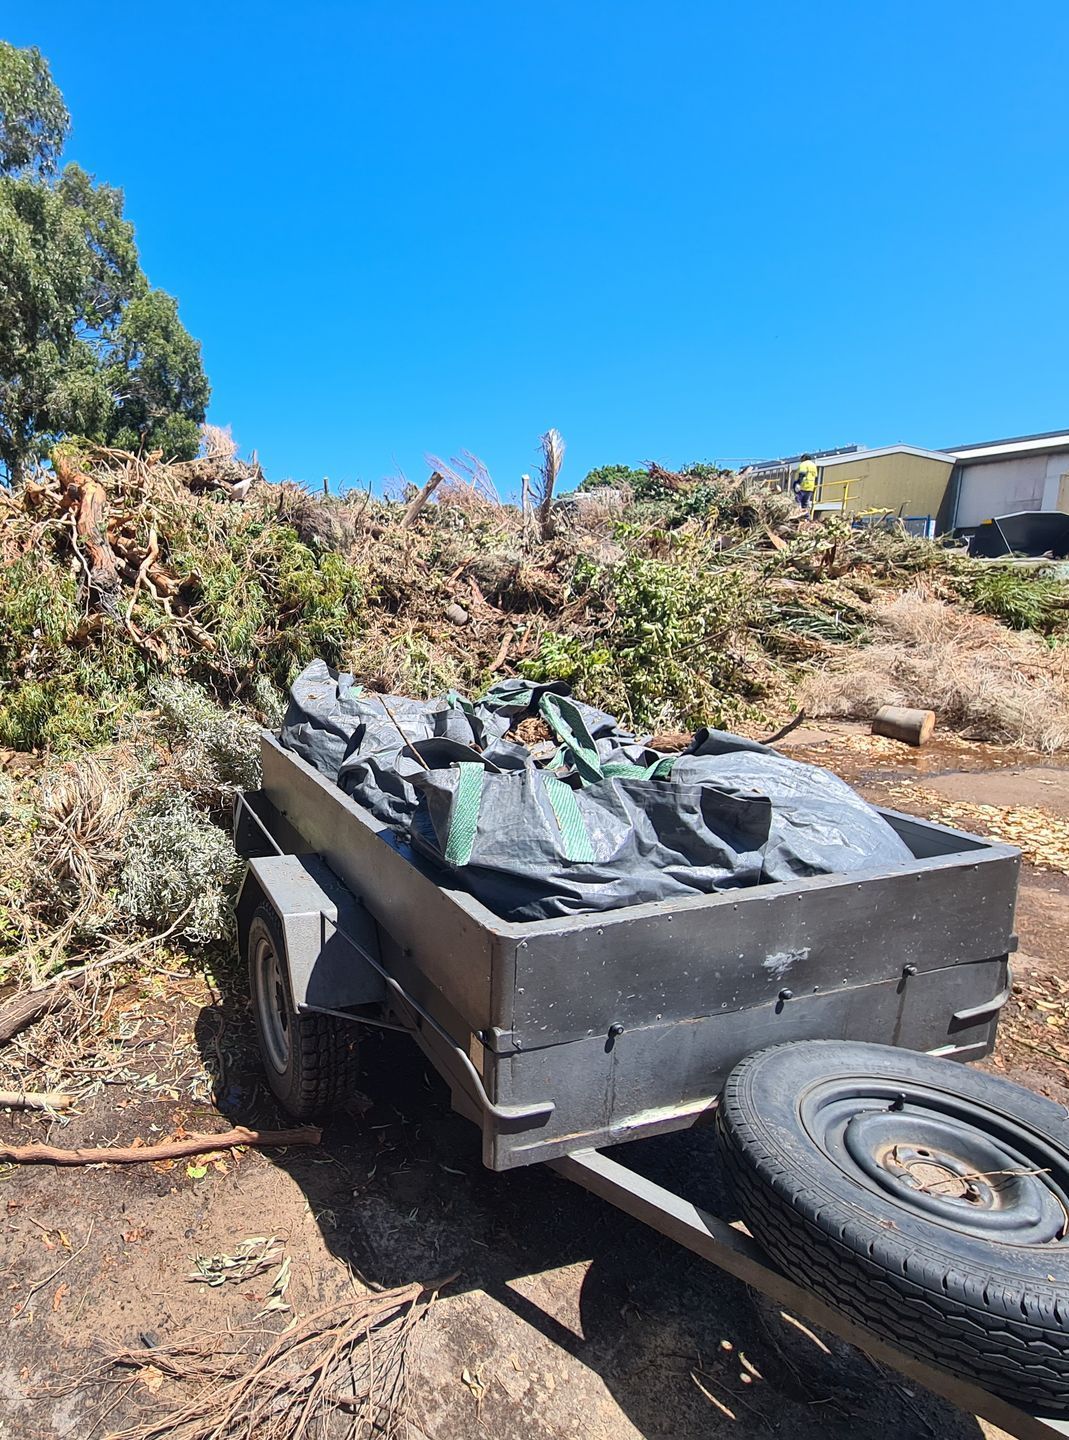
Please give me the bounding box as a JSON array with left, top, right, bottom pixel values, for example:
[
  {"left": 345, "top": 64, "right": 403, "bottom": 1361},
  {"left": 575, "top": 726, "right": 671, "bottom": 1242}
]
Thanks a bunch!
[{"left": 965, "top": 511, "right": 1069, "bottom": 559}]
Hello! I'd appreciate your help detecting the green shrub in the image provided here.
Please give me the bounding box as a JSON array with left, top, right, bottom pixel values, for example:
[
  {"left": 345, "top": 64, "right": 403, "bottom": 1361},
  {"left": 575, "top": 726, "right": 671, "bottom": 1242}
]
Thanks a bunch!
[
  {"left": 152, "top": 678, "right": 263, "bottom": 792},
  {"left": 117, "top": 790, "right": 244, "bottom": 945},
  {"left": 523, "top": 553, "right": 763, "bottom": 729},
  {"left": 967, "top": 568, "right": 1069, "bottom": 633}
]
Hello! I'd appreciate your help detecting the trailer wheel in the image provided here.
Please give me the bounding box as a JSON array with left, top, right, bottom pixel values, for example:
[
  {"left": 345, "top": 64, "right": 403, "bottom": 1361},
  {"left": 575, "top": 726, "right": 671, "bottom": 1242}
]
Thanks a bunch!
[
  {"left": 717, "top": 1040, "right": 1069, "bottom": 1414},
  {"left": 247, "top": 904, "right": 360, "bottom": 1120}
]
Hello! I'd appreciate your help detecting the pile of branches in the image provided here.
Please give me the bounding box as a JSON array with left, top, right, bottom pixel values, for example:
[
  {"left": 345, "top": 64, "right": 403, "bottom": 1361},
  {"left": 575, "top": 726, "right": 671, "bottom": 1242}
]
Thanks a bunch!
[
  {"left": 59, "top": 1278, "right": 443, "bottom": 1440},
  {"left": 1, "top": 440, "right": 1068, "bottom": 1067},
  {"left": 21, "top": 447, "right": 261, "bottom": 665},
  {"left": 0, "top": 443, "right": 1053, "bottom": 755}
]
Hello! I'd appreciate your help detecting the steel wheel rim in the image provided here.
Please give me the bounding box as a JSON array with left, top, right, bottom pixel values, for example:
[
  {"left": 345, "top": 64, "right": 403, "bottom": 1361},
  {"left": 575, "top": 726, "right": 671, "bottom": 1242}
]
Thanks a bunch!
[
  {"left": 799, "top": 1076, "right": 1069, "bottom": 1245},
  {"left": 252, "top": 930, "right": 290, "bottom": 1074}
]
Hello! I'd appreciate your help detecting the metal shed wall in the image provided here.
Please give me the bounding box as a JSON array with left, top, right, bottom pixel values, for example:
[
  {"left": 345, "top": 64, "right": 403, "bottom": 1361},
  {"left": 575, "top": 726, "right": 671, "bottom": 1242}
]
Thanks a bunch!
[
  {"left": 817, "top": 452, "right": 954, "bottom": 519},
  {"left": 953, "top": 451, "right": 1069, "bottom": 529}
]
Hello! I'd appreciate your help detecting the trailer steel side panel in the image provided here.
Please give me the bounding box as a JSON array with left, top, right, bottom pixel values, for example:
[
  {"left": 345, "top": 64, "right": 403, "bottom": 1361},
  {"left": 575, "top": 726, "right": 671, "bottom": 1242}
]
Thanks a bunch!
[{"left": 254, "top": 733, "right": 1019, "bottom": 1170}]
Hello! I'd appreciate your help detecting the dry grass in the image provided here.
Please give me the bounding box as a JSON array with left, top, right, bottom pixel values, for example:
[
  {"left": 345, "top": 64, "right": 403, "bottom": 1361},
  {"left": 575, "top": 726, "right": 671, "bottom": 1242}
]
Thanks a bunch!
[
  {"left": 37, "top": 753, "right": 132, "bottom": 904},
  {"left": 801, "top": 587, "right": 1069, "bottom": 752},
  {"left": 199, "top": 423, "right": 239, "bottom": 461},
  {"left": 0, "top": 705, "right": 257, "bottom": 992},
  {"left": 1, "top": 751, "right": 137, "bottom": 980}
]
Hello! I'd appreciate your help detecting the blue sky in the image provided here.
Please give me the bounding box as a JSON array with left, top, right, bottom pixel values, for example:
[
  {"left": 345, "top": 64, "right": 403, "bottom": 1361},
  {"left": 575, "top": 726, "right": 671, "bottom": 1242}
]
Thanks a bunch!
[{"left": 7, "top": 3, "right": 1069, "bottom": 495}]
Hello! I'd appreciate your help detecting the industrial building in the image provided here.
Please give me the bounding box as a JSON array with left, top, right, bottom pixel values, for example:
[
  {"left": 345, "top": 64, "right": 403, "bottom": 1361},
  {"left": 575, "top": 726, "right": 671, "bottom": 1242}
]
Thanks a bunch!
[
  {"left": 945, "top": 431, "right": 1069, "bottom": 530},
  {"left": 744, "top": 429, "right": 1069, "bottom": 536}
]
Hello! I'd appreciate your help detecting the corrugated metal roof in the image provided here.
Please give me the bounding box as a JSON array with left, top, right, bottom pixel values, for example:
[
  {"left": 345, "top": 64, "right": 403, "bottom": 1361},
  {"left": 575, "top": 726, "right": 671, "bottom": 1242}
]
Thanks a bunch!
[
  {"left": 744, "top": 445, "right": 860, "bottom": 474},
  {"left": 944, "top": 429, "right": 1069, "bottom": 461},
  {"left": 817, "top": 444, "right": 953, "bottom": 467}
]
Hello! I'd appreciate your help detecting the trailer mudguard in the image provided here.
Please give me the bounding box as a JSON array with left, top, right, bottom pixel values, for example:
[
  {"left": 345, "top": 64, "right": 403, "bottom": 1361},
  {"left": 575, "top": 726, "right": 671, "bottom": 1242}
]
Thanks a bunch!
[{"left": 236, "top": 854, "right": 386, "bottom": 1010}]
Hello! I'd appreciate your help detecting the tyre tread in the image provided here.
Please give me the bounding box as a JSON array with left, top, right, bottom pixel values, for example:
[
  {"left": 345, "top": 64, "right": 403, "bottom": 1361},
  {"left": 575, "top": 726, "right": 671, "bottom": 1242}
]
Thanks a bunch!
[
  {"left": 717, "top": 1043, "right": 1069, "bottom": 1414},
  {"left": 247, "top": 904, "right": 360, "bottom": 1120}
]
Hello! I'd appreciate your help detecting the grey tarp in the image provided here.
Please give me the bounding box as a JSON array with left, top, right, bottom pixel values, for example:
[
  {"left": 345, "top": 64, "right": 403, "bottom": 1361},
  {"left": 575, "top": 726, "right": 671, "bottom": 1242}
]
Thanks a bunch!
[
  {"left": 409, "top": 763, "right": 773, "bottom": 920},
  {"left": 280, "top": 660, "right": 516, "bottom": 828},
  {"left": 674, "top": 728, "right": 914, "bottom": 882},
  {"left": 280, "top": 661, "right": 914, "bottom": 921}
]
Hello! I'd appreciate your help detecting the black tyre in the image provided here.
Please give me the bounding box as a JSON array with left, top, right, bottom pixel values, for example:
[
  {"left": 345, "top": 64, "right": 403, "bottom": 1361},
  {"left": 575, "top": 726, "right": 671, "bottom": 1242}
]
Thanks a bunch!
[
  {"left": 717, "top": 1041, "right": 1069, "bottom": 1414},
  {"left": 246, "top": 903, "right": 360, "bottom": 1120}
]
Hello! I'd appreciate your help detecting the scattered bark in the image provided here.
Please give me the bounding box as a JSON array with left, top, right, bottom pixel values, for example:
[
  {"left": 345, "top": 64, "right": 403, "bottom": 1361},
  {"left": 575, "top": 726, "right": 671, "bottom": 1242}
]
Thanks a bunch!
[{"left": 488, "top": 629, "right": 513, "bottom": 672}]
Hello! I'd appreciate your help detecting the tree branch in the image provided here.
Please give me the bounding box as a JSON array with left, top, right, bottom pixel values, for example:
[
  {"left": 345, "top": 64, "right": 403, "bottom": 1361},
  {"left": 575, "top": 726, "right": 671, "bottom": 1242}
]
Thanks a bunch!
[{"left": 0, "top": 1125, "right": 322, "bottom": 1167}]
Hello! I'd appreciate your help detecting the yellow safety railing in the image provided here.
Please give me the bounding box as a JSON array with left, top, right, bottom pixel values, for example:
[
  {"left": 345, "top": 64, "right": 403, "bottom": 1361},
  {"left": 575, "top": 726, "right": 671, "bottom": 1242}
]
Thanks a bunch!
[{"left": 817, "top": 475, "right": 863, "bottom": 511}]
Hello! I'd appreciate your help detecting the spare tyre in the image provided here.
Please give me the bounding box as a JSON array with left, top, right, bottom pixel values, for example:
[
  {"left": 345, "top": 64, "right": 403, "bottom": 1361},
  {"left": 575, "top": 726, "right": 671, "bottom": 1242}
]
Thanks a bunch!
[{"left": 717, "top": 1040, "right": 1069, "bottom": 1415}]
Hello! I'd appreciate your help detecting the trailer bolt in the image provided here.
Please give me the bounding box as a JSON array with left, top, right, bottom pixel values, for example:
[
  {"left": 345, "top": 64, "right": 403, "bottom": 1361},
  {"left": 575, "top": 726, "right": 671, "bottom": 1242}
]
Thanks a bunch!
[
  {"left": 778, "top": 988, "right": 793, "bottom": 1002},
  {"left": 903, "top": 963, "right": 918, "bottom": 977},
  {"left": 608, "top": 1022, "right": 625, "bottom": 1038}
]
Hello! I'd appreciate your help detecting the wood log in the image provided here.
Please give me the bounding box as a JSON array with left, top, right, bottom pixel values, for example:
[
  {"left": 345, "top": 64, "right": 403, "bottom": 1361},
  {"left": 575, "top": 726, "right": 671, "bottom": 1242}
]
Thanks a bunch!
[
  {"left": 0, "top": 1125, "right": 322, "bottom": 1167},
  {"left": 0, "top": 977, "right": 89, "bottom": 1046},
  {"left": 55, "top": 455, "right": 122, "bottom": 613},
  {"left": 872, "top": 705, "right": 936, "bottom": 746}
]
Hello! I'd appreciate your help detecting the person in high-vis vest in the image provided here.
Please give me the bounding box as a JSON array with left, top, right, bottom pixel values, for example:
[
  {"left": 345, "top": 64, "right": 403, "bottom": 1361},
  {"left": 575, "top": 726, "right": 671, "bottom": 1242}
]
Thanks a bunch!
[{"left": 793, "top": 454, "right": 818, "bottom": 513}]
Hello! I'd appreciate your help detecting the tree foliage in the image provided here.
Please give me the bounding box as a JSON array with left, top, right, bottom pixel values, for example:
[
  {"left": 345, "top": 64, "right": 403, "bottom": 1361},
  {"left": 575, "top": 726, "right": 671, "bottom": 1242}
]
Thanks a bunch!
[
  {"left": 577, "top": 463, "right": 648, "bottom": 494},
  {"left": 0, "top": 42, "right": 208, "bottom": 479},
  {"left": 0, "top": 43, "right": 69, "bottom": 177},
  {"left": 108, "top": 290, "right": 210, "bottom": 458}
]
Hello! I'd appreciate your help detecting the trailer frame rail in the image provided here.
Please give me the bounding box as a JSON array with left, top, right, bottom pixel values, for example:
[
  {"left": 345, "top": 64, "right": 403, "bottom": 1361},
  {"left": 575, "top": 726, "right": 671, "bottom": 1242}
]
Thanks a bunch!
[{"left": 549, "top": 1148, "right": 1069, "bottom": 1440}]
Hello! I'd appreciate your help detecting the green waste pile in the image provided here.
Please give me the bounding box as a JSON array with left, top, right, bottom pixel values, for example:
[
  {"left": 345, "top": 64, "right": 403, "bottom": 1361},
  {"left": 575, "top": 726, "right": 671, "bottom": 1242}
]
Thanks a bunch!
[{"left": 2, "top": 446, "right": 1069, "bottom": 984}]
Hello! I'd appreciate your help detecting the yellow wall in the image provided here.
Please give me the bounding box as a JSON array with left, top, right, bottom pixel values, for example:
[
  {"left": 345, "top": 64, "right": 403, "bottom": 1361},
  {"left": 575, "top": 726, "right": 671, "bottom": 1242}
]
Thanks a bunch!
[{"left": 817, "top": 453, "right": 954, "bottom": 520}]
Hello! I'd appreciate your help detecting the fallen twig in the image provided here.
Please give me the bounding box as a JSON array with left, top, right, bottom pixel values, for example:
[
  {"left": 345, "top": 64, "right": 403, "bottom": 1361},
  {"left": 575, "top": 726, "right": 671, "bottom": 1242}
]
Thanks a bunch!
[
  {"left": 0, "top": 1125, "right": 321, "bottom": 1166},
  {"left": 761, "top": 709, "right": 807, "bottom": 746},
  {"left": 13, "top": 1220, "right": 94, "bottom": 1319},
  {"left": 0, "top": 1088, "right": 73, "bottom": 1111},
  {"left": 92, "top": 1275, "right": 453, "bottom": 1440},
  {"left": 377, "top": 697, "right": 430, "bottom": 771}
]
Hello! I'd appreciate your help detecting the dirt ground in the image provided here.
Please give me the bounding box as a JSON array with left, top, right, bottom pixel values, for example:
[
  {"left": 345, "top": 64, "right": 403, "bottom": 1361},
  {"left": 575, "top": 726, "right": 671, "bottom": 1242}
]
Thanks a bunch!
[{"left": 1, "top": 723, "right": 1067, "bottom": 1440}]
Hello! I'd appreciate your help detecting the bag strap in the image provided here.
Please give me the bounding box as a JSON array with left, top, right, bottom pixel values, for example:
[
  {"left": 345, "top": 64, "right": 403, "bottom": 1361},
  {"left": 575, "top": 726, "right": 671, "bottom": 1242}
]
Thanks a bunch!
[
  {"left": 443, "top": 763, "right": 596, "bottom": 867},
  {"left": 444, "top": 762, "right": 484, "bottom": 866},
  {"left": 601, "top": 755, "right": 676, "bottom": 781},
  {"left": 539, "top": 693, "right": 603, "bottom": 784},
  {"left": 542, "top": 775, "right": 596, "bottom": 862},
  {"left": 478, "top": 682, "right": 534, "bottom": 716},
  {"left": 445, "top": 688, "right": 473, "bottom": 714}
]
